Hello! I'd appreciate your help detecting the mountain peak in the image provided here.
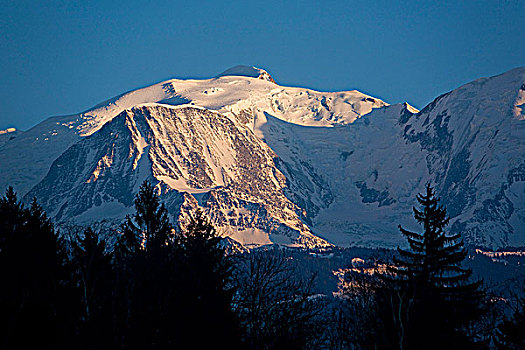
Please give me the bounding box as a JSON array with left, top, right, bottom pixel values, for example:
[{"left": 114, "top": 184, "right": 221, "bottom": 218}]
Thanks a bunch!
[
  {"left": 1, "top": 67, "right": 523, "bottom": 248},
  {"left": 217, "top": 65, "right": 275, "bottom": 83}
]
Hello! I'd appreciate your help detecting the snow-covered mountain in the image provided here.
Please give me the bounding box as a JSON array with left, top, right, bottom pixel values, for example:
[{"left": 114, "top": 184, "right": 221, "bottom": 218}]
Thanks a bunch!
[{"left": 1, "top": 65, "right": 523, "bottom": 248}]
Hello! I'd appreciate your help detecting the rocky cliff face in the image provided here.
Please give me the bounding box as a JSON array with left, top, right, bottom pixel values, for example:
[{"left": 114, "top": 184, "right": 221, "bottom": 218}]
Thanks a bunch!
[
  {"left": 1, "top": 66, "right": 524, "bottom": 248},
  {"left": 26, "top": 104, "right": 330, "bottom": 248}
]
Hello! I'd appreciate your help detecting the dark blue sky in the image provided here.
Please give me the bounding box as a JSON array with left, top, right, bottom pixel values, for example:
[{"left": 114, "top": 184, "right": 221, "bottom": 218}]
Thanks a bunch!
[{"left": 1, "top": 0, "right": 524, "bottom": 130}]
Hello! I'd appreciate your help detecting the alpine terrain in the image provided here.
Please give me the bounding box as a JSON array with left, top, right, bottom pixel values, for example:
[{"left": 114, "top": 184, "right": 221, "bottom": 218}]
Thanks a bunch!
[{"left": 1, "top": 65, "right": 524, "bottom": 248}]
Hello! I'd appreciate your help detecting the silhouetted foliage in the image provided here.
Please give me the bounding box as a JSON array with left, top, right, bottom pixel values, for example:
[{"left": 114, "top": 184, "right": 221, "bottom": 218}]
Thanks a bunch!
[
  {"left": 112, "top": 181, "right": 179, "bottom": 348},
  {"left": 495, "top": 284, "right": 525, "bottom": 349},
  {"left": 233, "top": 249, "right": 323, "bottom": 349},
  {"left": 381, "top": 184, "right": 486, "bottom": 349},
  {"left": 0, "top": 188, "right": 70, "bottom": 348},
  {"left": 0, "top": 182, "right": 506, "bottom": 349},
  {"left": 112, "top": 181, "right": 243, "bottom": 349},
  {"left": 179, "top": 209, "right": 244, "bottom": 348},
  {"left": 336, "top": 262, "right": 387, "bottom": 349},
  {"left": 70, "top": 227, "right": 114, "bottom": 348}
]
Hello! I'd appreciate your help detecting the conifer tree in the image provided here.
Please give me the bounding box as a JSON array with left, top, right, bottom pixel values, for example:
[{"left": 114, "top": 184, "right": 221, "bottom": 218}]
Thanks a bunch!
[
  {"left": 113, "top": 180, "right": 177, "bottom": 348},
  {"left": 0, "top": 188, "right": 68, "bottom": 348},
  {"left": 112, "top": 182, "right": 243, "bottom": 348},
  {"left": 386, "top": 183, "right": 485, "bottom": 349},
  {"left": 70, "top": 227, "right": 114, "bottom": 347},
  {"left": 179, "top": 209, "right": 244, "bottom": 349},
  {"left": 181, "top": 209, "right": 231, "bottom": 290},
  {"left": 119, "top": 180, "right": 174, "bottom": 256}
]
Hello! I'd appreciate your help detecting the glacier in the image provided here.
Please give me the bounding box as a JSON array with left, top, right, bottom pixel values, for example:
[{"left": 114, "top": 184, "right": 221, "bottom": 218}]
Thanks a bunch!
[{"left": 0, "top": 66, "right": 523, "bottom": 249}]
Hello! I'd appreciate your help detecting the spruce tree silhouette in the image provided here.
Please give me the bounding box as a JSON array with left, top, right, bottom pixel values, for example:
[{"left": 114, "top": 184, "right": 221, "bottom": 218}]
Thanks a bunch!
[
  {"left": 0, "top": 188, "right": 68, "bottom": 348},
  {"left": 70, "top": 227, "right": 114, "bottom": 348},
  {"left": 113, "top": 181, "right": 243, "bottom": 348},
  {"left": 113, "top": 180, "right": 178, "bottom": 348},
  {"left": 386, "top": 183, "right": 485, "bottom": 349},
  {"left": 179, "top": 209, "right": 244, "bottom": 349},
  {"left": 116, "top": 180, "right": 174, "bottom": 257}
]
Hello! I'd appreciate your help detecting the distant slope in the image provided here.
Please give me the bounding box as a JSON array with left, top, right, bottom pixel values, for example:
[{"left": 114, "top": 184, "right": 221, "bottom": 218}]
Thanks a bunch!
[{"left": 402, "top": 68, "right": 525, "bottom": 247}]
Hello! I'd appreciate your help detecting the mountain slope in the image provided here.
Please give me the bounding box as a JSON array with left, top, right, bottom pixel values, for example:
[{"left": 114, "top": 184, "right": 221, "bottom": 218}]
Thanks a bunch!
[
  {"left": 26, "top": 104, "right": 330, "bottom": 248},
  {"left": 0, "top": 67, "right": 388, "bottom": 196},
  {"left": 1, "top": 66, "right": 524, "bottom": 248},
  {"left": 402, "top": 68, "right": 525, "bottom": 247},
  {"left": 270, "top": 67, "right": 525, "bottom": 248}
]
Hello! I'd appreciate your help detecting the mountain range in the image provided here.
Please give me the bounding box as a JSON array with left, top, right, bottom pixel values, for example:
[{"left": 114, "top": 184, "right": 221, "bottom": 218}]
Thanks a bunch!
[{"left": 1, "top": 65, "right": 523, "bottom": 248}]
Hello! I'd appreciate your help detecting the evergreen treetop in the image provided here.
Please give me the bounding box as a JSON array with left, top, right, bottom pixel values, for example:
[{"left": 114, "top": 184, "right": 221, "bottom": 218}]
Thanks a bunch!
[
  {"left": 394, "top": 183, "right": 480, "bottom": 295},
  {"left": 0, "top": 187, "right": 68, "bottom": 348},
  {"left": 115, "top": 181, "right": 174, "bottom": 261},
  {"left": 382, "top": 183, "right": 486, "bottom": 349}
]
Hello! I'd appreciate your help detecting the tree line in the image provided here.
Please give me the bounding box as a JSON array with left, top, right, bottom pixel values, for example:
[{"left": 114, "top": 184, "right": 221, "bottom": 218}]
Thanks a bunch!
[{"left": 0, "top": 182, "right": 523, "bottom": 349}]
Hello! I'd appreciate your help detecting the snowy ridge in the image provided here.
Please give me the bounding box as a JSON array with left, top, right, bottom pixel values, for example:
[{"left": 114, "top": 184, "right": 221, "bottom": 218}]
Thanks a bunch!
[
  {"left": 1, "top": 66, "right": 524, "bottom": 248},
  {"left": 0, "top": 66, "right": 388, "bottom": 196},
  {"left": 401, "top": 67, "right": 525, "bottom": 247},
  {"left": 217, "top": 65, "right": 276, "bottom": 83}
]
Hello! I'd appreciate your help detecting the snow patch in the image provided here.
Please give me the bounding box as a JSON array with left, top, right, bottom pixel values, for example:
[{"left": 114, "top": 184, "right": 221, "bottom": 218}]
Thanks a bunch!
[
  {"left": 227, "top": 227, "right": 274, "bottom": 246},
  {"left": 217, "top": 65, "right": 275, "bottom": 83}
]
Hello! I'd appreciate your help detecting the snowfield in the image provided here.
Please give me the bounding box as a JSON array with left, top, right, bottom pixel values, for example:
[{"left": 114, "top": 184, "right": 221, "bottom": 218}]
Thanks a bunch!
[{"left": 1, "top": 65, "right": 524, "bottom": 248}]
